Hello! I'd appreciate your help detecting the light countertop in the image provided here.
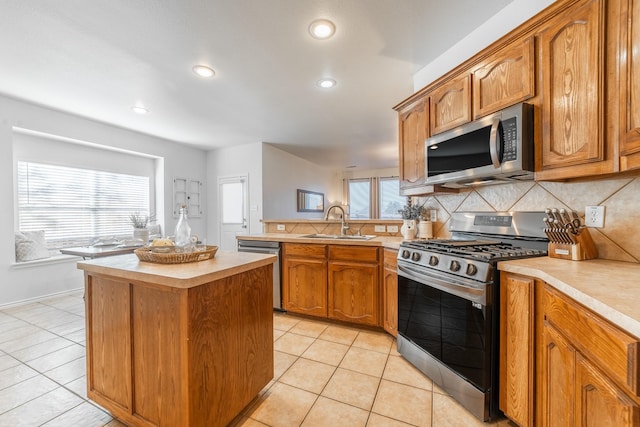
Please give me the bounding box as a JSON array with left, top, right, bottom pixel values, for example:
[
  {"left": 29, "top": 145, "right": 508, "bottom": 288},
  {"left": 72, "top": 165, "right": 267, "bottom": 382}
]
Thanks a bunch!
[
  {"left": 236, "top": 233, "right": 404, "bottom": 250},
  {"left": 498, "top": 257, "right": 640, "bottom": 338},
  {"left": 77, "top": 251, "right": 276, "bottom": 289}
]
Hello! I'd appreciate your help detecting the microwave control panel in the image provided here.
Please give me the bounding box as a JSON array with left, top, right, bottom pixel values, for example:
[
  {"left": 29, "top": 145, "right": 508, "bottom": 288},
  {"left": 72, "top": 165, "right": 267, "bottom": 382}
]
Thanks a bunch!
[{"left": 502, "top": 117, "right": 518, "bottom": 162}]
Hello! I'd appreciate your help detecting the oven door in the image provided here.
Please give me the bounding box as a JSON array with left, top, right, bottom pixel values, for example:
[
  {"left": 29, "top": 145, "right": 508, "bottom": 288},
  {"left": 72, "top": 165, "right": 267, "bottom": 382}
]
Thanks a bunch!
[{"left": 397, "top": 262, "right": 494, "bottom": 392}]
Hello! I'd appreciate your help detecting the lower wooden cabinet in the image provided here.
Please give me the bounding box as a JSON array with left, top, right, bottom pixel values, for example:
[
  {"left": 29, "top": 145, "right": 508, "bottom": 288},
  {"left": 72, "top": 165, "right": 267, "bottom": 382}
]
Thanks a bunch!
[
  {"left": 282, "top": 243, "right": 382, "bottom": 328},
  {"left": 327, "top": 245, "right": 380, "bottom": 327},
  {"left": 382, "top": 249, "right": 398, "bottom": 337},
  {"left": 282, "top": 243, "right": 327, "bottom": 317},
  {"left": 499, "top": 271, "right": 640, "bottom": 427},
  {"left": 499, "top": 273, "right": 536, "bottom": 427}
]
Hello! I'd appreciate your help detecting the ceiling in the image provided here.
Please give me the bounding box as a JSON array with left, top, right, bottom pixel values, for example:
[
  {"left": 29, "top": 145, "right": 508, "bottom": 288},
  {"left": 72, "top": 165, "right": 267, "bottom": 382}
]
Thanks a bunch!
[{"left": 0, "top": 0, "right": 514, "bottom": 170}]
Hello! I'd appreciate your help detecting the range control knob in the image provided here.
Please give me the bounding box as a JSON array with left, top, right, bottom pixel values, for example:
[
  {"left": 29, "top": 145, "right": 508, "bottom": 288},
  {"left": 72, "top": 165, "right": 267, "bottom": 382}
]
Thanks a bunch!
[
  {"left": 411, "top": 252, "right": 421, "bottom": 262},
  {"left": 428, "top": 255, "right": 439, "bottom": 266},
  {"left": 466, "top": 264, "right": 478, "bottom": 276},
  {"left": 450, "top": 260, "right": 461, "bottom": 272},
  {"left": 401, "top": 250, "right": 411, "bottom": 259}
]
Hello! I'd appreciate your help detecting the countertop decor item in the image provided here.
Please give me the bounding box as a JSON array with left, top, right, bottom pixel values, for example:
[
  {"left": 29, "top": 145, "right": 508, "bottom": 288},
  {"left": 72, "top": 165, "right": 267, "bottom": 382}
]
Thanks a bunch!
[
  {"left": 398, "top": 200, "right": 424, "bottom": 240},
  {"left": 129, "top": 212, "right": 154, "bottom": 244},
  {"left": 134, "top": 245, "right": 218, "bottom": 264},
  {"left": 174, "top": 205, "right": 192, "bottom": 248}
]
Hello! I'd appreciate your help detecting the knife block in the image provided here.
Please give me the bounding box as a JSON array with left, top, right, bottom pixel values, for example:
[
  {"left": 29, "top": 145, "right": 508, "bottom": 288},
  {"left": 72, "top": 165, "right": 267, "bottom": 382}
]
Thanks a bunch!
[{"left": 548, "top": 228, "right": 598, "bottom": 260}]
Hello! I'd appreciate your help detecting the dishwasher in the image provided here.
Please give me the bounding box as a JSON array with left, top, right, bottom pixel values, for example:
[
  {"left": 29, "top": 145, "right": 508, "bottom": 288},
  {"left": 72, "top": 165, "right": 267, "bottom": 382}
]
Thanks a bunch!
[{"left": 237, "top": 239, "right": 283, "bottom": 311}]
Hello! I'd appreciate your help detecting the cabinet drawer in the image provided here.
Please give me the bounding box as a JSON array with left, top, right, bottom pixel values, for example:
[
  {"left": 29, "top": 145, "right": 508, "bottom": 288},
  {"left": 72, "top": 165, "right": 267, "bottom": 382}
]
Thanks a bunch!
[
  {"left": 329, "top": 245, "right": 379, "bottom": 263},
  {"left": 283, "top": 243, "right": 326, "bottom": 259},
  {"left": 542, "top": 284, "right": 640, "bottom": 397}
]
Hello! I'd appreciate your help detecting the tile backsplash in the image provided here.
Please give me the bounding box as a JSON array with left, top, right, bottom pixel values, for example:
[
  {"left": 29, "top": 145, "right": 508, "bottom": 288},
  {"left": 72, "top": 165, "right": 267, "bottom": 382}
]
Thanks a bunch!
[{"left": 414, "top": 176, "right": 640, "bottom": 263}]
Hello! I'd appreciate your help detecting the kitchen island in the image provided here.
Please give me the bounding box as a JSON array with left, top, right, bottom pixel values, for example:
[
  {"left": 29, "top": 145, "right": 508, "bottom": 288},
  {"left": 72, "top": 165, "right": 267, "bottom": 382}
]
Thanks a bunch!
[{"left": 77, "top": 251, "right": 276, "bottom": 427}]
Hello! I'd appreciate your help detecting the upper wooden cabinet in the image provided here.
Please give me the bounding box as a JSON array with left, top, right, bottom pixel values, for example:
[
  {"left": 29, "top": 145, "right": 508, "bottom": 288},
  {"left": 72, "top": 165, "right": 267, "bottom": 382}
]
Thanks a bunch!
[
  {"left": 397, "top": 96, "right": 428, "bottom": 194},
  {"left": 472, "top": 36, "right": 535, "bottom": 119},
  {"left": 536, "top": 0, "right": 613, "bottom": 178},
  {"left": 430, "top": 73, "right": 472, "bottom": 135},
  {"left": 620, "top": 0, "right": 640, "bottom": 170}
]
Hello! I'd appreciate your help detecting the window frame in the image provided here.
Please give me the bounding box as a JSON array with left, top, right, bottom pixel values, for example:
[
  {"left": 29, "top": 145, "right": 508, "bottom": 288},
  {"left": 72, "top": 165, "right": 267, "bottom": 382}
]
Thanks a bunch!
[
  {"left": 13, "top": 129, "right": 158, "bottom": 250},
  {"left": 345, "top": 176, "right": 404, "bottom": 219}
]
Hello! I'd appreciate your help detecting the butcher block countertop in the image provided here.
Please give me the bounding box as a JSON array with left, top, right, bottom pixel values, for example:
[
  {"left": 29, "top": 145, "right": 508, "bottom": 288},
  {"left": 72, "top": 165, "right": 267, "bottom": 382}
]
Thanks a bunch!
[
  {"left": 498, "top": 257, "right": 640, "bottom": 338},
  {"left": 236, "top": 233, "right": 404, "bottom": 250},
  {"left": 77, "top": 250, "right": 276, "bottom": 289}
]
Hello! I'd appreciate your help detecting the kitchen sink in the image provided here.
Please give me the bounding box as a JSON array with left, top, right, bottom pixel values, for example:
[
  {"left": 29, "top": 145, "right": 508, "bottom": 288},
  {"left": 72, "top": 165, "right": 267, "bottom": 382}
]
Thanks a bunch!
[{"left": 299, "top": 233, "right": 377, "bottom": 240}]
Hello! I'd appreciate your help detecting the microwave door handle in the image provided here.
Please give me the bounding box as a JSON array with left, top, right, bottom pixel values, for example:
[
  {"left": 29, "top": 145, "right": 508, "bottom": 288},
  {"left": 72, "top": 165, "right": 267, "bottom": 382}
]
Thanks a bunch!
[{"left": 489, "top": 117, "right": 501, "bottom": 169}]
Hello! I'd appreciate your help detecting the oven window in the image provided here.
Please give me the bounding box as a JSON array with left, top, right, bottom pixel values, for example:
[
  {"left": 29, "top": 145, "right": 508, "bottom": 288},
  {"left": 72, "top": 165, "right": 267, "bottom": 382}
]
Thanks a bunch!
[{"left": 398, "top": 276, "right": 492, "bottom": 391}]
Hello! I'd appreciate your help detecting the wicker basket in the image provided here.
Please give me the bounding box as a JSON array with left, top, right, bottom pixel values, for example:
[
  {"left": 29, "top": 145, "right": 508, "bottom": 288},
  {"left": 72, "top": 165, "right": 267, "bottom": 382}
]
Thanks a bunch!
[{"left": 134, "top": 245, "right": 218, "bottom": 264}]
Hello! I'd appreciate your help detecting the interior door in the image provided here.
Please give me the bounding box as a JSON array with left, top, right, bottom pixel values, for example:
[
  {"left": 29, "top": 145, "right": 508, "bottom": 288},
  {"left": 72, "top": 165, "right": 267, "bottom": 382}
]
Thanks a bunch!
[{"left": 218, "top": 175, "right": 248, "bottom": 251}]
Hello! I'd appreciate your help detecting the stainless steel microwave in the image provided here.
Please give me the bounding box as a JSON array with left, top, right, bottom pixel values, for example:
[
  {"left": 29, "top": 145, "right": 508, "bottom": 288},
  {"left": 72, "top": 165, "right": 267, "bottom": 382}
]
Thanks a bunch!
[{"left": 424, "top": 102, "right": 534, "bottom": 188}]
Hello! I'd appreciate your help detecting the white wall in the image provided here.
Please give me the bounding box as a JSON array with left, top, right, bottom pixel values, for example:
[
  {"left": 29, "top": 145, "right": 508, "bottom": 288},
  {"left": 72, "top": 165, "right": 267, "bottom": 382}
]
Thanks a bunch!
[
  {"left": 262, "top": 144, "right": 341, "bottom": 220},
  {"left": 206, "top": 142, "right": 264, "bottom": 242},
  {"left": 413, "top": 0, "right": 556, "bottom": 90},
  {"left": 0, "top": 94, "right": 207, "bottom": 307}
]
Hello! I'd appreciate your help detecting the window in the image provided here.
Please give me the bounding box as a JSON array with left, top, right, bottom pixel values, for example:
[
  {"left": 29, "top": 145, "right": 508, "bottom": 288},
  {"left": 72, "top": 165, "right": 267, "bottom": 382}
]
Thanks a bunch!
[
  {"left": 379, "top": 178, "right": 404, "bottom": 219},
  {"left": 17, "top": 161, "right": 150, "bottom": 249},
  {"left": 346, "top": 177, "right": 405, "bottom": 219},
  {"left": 348, "top": 179, "right": 371, "bottom": 219}
]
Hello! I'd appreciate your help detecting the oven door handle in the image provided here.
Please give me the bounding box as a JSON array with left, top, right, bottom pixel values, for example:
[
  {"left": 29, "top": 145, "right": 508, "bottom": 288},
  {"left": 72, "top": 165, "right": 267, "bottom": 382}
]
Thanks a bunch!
[{"left": 398, "top": 263, "right": 487, "bottom": 306}]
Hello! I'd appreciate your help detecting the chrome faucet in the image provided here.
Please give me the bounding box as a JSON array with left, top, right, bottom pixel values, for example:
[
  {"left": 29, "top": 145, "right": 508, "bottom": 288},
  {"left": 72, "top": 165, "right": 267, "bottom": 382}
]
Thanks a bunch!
[{"left": 324, "top": 205, "right": 349, "bottom": 236}]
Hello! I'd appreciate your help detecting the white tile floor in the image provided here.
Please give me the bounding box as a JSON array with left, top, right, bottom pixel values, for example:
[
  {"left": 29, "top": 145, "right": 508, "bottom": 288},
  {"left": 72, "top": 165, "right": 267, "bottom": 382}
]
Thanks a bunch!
[{"left": 0, "top": 292, "right": 516, "bottom": 427}]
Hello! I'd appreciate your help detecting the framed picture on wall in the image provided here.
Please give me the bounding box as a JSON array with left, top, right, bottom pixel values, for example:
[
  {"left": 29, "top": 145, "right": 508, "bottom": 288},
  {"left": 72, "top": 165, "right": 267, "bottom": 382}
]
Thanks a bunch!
[{"left": 297, "top": 189, "right": 324, "bottom": 212}]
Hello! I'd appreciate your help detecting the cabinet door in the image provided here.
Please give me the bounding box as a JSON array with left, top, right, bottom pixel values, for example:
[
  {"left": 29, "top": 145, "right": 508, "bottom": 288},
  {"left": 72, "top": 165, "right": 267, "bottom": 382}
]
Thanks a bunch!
[
  {"left": 499, "top": 273, "right": 535, "bottom": 427},
  {"left": 576, "top": 354, "right": 640, "bottom": 427},
  {"left": 398, "top": 96, "right": 428, "bottom": 192},
  {"left": 328, "top": 261, "right": 378, "bottom": 326},
  {"left": 86, "top": 275, "right": 133, "bottom": 411},
  {"left": 282, "top": 258, "right": 327, "bottom": 317},
  {"left": 430, "top": 74, "right": 472, "bottom": 135},
  {"left": 382, "top": 249, "right": 398, "bottom": 337},
  {"left": 538, "top": 0, "right": 608, "bottom": 176},
  {"left": 539, "top": 320, "right": 576, "bottom": 427},
  {"left": 620, "top": 0, "right": 640, "bottom": 168},
  {"left": 472, "top": 36, "right": 535, "bottom": 119}
]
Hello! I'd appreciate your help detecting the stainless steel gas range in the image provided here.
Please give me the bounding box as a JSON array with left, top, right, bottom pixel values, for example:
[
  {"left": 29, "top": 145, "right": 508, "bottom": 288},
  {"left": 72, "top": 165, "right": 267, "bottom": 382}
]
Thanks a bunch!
[{"left": 396, "top": 211, "right": 548, "bottom": 422}]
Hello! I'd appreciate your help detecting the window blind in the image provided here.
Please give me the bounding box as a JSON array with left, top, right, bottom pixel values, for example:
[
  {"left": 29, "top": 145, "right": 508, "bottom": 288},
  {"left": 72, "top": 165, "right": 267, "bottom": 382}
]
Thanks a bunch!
[{"left": 17, "top": 161, "right": 150, "bottom": 248}]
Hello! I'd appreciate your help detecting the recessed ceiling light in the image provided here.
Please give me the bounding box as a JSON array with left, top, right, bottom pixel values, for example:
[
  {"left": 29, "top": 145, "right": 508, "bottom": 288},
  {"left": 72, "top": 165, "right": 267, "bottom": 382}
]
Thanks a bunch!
[
  {"left": 192, "top": 65, "right": 215, "bottom": 78},
  {"left": 317, "top": 78, "right": 336, "bottom": 89},
  {"left": 131, "top": 105, "right": 149, "bottom": 115},
  {"left": 309, "top": 19, "right": 336, "bottom": 39}
]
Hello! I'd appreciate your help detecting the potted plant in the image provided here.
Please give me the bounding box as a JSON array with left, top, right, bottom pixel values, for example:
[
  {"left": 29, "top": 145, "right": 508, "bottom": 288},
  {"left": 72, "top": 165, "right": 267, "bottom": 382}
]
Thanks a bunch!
[
  {"left": 129, "top": 213, "right": 153, "bottom": 243},
  {"left": 398, "top": 201, "right": 424, "bottom": 239}
]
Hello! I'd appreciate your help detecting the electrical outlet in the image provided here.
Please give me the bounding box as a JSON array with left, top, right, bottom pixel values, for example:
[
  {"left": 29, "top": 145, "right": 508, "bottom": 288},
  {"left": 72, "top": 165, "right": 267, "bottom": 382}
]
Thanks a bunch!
[
  {"left": 387, "top": 225, "right": 399, "bottom": 233},
  {"left": 430, "top": 210, "right": 438, "bottom": 222},
  {"left": 276, "top": 224, "right": 286, "bottom": 231},
  {"left": 374, "top": 225, "right": 386, "bottom": 233},
  {"left": 584, "top": 206, "right": 605, "bottom": 228}
]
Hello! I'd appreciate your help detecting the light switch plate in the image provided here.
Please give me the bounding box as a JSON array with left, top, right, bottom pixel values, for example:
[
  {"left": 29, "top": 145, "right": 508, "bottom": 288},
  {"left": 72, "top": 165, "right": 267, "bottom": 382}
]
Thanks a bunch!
[
  {"left": 430, "top": 210, "right": 438, "bottom": 222},
  {"left": 374, "top": 225, "right": 386, "bottom": 232},
  {"left": 276, "top": 224, "right": 286, "bottom": 231},
  {"left": 387, "top": 225, "right": 399, "bottom": 233}
]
